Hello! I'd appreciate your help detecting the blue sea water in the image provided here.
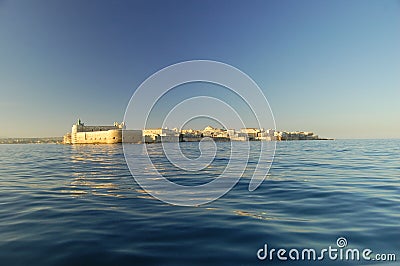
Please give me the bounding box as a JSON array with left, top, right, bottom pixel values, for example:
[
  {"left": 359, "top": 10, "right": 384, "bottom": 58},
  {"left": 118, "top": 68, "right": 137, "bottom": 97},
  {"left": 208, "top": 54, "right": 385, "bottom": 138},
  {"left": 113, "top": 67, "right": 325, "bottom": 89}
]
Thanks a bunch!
[{"left": 0, "top": 140, "right": 399, "bottom": 265}]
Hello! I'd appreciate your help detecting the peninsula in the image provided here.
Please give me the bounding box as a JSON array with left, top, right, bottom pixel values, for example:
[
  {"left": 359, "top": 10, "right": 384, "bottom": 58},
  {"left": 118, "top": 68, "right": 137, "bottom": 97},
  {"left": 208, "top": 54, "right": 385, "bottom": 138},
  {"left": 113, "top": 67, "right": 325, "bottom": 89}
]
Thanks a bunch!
[{"left": 63, "top": 120, "right": 331, "bottom": 144}]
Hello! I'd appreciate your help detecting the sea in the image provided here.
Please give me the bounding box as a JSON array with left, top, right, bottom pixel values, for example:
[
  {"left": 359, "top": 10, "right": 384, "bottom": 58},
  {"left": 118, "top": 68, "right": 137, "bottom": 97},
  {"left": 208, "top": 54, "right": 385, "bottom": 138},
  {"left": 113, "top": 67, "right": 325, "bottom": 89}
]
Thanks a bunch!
[{"left": 0, "top": 139, "right": 399, "bottom": 265}]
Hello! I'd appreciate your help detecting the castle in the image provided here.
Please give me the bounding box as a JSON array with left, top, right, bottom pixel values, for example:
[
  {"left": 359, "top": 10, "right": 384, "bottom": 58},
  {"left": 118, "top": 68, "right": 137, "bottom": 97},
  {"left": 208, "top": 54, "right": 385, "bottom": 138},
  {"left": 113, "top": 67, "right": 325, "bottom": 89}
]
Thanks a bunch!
[{"left": 63, "top": 119, "right": 142, "bottom": 144}]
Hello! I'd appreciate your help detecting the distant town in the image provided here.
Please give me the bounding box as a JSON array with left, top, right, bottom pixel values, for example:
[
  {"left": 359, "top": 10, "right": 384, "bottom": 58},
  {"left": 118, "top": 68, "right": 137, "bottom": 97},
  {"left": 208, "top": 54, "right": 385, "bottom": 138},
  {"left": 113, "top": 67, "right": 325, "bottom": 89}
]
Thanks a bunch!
[
  {"left": 61, "top": 120, "right": 332, "bottom": 144},
  {"left": 0, "top": 120, "right": 332, "bottom": 145},
  {"left": 0, "top": 120, "right": 333, "bottom": 145}
]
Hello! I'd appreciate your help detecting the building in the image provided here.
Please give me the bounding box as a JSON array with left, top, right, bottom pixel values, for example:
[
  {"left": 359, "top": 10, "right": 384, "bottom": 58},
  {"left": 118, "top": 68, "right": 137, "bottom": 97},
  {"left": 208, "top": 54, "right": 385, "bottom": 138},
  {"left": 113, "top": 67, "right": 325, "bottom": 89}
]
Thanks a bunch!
[
  {"left": 202, "top": 126, "right": 217, "bottom": 137},
  {"left": 181, "top": 129, "right": 203, "bottom": 142},
  {"left": 273, "top": 130, "right": 319, "bottom": 141},
  {"left": 200, "top": 126, "right": 229, "bottom": 141},
  {"left": 240, "top": 128, "right": 262, "bottom": 140},
  {"left": 64, "top": 119, "right": 142, "bottom": 144},
  {"left": 142, "top": 128, "right": 180, "bottom": 143}
]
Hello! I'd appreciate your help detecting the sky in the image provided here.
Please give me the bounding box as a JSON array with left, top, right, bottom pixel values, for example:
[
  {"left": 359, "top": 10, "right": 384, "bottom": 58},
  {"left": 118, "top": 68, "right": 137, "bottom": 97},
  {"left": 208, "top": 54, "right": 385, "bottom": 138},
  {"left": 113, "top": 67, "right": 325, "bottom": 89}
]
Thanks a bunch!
[{"left": 0, "top": 0, "right": 399, "bottom": 139}]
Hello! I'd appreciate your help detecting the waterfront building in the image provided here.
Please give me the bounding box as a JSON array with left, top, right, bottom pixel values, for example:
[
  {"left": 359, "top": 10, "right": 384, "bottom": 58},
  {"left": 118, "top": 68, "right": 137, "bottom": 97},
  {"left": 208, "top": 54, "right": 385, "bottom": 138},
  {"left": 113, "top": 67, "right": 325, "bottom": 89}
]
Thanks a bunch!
[
  {"left": 64, "top": 119, "right": 142, "bottom": 144},
  {"left": 202, "top": 126, "right": 221, "bottom": 137},
  {"left": 181, "top": 129, "right": 203, "bottom": 142},
  {"left": 142, "top": 128, "right": 180, "bottom": 143},
  {"left": 240, "top": 128, "right": 261, "bottom": 140},
  {"left": 227, "top": 129, "right": 236, "bottom": 137}
]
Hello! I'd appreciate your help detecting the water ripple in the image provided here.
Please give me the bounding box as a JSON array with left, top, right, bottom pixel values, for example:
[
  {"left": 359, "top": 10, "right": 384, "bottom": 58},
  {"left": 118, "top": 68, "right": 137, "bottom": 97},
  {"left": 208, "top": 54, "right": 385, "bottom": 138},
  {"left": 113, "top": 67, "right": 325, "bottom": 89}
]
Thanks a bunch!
[{"left": 0, "top": 140, "right": 399, "bottom": 265}]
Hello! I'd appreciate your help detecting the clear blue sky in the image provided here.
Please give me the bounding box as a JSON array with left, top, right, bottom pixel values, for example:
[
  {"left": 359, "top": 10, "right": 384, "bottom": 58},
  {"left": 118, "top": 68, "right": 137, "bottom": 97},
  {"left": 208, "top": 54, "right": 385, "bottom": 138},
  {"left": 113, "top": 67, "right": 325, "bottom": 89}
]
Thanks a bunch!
[{"left": 1, "top": 0, "right": 399, "bottom": 138}]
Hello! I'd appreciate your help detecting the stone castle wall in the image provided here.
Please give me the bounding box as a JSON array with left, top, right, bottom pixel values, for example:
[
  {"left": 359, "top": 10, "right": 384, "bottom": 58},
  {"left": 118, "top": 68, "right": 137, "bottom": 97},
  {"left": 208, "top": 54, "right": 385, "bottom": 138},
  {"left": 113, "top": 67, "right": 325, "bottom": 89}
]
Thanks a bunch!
[
  {"left": 71, "top": 129, "right": 143, "bottom": 144},
  {"left": 65, "top": 121, "right": 143, "bottom": 144},
  {"left": 74, "top": 129, "right": 122, "bottom": 144}
]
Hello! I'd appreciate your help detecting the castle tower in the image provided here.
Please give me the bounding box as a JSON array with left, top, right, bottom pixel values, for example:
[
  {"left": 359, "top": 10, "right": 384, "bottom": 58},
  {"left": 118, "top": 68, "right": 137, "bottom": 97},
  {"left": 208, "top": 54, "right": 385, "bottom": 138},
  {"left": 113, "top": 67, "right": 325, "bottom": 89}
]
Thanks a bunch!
[{"left": 71, "top": 118, "right": 84, "bottom": 144}]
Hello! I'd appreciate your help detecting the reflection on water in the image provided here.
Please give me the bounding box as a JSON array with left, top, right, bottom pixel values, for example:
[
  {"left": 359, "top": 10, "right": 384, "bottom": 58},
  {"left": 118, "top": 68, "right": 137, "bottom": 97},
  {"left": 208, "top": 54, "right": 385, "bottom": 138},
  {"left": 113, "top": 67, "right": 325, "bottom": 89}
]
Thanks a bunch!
[
  {"left": 64, "top": 176, "right": 122, "bottom": 198},
  {"left": 64, "top": 144, "right": 129, "bottom": 198}
]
